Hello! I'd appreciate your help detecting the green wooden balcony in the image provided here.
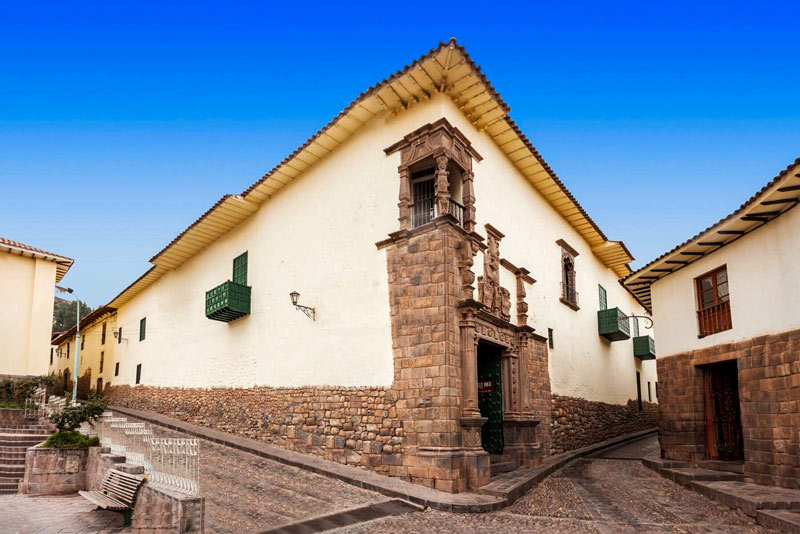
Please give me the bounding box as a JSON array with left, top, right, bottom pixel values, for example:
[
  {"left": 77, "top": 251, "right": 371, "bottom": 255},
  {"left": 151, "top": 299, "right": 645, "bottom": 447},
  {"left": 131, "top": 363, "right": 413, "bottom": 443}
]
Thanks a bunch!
[
  {"left": 206, "top": 280, "right": 251, "bottom": 322},
  {"left": 633, "top": 335, "right": 656, "bottom": 360},
  {"left": 598, "top": 307, "right": 630, "bottom": 341}
]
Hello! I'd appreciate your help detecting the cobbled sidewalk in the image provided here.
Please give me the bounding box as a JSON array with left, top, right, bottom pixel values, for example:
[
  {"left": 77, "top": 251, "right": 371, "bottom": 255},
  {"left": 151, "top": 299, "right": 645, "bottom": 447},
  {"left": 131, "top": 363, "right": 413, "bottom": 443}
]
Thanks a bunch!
[{"left": 0, "top": 494, "right": 129, "bottom": 534}]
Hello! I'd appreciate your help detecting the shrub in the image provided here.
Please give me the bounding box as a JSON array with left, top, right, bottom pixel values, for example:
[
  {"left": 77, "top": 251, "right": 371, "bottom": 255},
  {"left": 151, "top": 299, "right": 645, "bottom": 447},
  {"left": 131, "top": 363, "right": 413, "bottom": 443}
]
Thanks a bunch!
[
  {"left": 50, "top": 395, "right": 108, "bottom": 432},
  {"left": 0, "top": 374, "right": 57, "bottom": 407},
  {"left": 40, "top": 430, "right": 100, "bottom": 449}
]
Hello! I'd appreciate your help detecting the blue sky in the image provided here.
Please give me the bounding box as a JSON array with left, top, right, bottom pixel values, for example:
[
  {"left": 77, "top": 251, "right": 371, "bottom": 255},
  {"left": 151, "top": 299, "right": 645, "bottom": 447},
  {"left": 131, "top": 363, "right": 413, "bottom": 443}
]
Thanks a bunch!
[{"left": 1, "top": 1, "right": 798, "bottom": 307}]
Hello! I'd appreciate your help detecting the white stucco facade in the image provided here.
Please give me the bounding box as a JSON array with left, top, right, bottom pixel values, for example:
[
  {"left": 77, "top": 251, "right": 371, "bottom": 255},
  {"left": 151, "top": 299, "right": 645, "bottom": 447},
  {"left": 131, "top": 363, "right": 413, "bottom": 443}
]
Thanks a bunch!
[
  {"left": 111, "top": 94, "right": 656, "bottom": 406},
  {"left": 0, "top": 252, "right": 59, "bottom": 376},
  {"left": 650, "top": 204, "right": 800, "bottom": 357}
]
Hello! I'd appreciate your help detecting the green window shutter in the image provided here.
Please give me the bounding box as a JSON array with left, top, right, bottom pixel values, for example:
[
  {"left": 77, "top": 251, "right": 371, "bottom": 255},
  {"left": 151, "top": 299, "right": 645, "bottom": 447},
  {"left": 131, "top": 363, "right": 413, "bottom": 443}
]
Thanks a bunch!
[
  {"left": 633, "top": 316, "right": 640, "bottom": 337},
  {"left": 233, "top": 252, "right": 248, "bottom": 285},
  {"left": 598, "top": 285, "right": 607, "bottom": 310},
  {"left": 139, "top": 317, "right": 146, "bottom": 341}
]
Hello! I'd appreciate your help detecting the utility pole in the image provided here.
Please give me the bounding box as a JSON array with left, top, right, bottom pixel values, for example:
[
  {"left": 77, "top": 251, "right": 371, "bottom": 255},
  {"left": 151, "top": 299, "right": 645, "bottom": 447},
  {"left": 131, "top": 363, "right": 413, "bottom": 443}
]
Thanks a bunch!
[{"left": 56, "top": 286, "right": 80, "bottom": 406}]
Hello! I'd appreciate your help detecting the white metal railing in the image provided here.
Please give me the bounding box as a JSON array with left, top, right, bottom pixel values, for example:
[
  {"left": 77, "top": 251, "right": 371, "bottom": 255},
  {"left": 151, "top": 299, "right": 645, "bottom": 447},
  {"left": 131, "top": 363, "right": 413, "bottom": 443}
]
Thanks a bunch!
[
  {"left": 47, "top": 395, "right": 66, "bottom": 417},
  {"left": 25, "top": 387, "right": 46, "bottom": 419},
  {"left": 92, "top": 413, "right": 200, "bottom": 496}
]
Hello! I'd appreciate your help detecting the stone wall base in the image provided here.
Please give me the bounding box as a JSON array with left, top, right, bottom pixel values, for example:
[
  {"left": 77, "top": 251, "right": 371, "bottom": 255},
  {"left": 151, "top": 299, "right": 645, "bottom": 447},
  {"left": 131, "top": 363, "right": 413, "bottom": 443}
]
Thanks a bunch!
[
  {"left": 657, "top": 327, "right": 800, "bottom": 490},
  {"left": 107, "top": 385, "right": 404, "bottom": 477},
  {"left": 550, "top": 395, "right": 659, "bottom": 454}
]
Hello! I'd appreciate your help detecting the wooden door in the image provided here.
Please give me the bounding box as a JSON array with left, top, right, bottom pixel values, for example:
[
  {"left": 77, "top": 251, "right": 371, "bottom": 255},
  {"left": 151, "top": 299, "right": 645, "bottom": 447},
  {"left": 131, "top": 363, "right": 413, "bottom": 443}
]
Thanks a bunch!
[{"left": 703, "top": 362, "right": 743, "bottom": 460}]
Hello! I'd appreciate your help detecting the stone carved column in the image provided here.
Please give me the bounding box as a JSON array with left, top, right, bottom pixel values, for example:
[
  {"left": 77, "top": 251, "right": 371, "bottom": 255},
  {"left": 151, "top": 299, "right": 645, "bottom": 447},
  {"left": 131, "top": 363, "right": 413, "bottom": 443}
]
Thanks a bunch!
[
  {"left": 435, "top": 155, "right": 450, "bottom": 217},
  {"left": 398, "top": 167, "right": 411, "bottom": 229},
  {"left": 462, "top": 169, "right": 476, "bottom": 233},
  {"left": 458, "top": 239, "right": 476, "bottom": 300},
  {"left": 502, "top": 346, "right": 520, "bottom": 416},
  {"left": 516, "top": 273, "right": 528, "bottom": 326},
  {"left": 518, "top": 333, "right": 532, "bottom": 413},
  {"left": 460, "top": 307, "right": 481, "bottom": 419}
]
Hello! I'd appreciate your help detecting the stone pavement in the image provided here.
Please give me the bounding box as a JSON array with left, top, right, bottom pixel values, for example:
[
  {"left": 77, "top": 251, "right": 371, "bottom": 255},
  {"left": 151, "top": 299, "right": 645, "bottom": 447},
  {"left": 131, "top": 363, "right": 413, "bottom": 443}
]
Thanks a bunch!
[
  {"left": 328, "top": 436, "right": 780, "bottom": 534},
  {"left": 0, "top": 494, "right": 129, "bottom": 534},
  {"left": 1, "top": 434, "right": 782, "bottom": 534}
]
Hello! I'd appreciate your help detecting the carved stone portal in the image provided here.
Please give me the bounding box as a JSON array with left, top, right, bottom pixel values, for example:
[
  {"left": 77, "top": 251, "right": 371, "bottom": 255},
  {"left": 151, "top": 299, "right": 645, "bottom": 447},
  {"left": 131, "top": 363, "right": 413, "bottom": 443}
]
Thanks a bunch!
[{"left": 478, "top": 224, "right": 510, "bottom": 322}]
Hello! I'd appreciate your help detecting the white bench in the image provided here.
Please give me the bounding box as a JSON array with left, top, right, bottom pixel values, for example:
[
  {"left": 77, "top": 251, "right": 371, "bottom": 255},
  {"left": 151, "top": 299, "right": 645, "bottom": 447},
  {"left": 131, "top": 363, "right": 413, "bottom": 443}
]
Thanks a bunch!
[{"left": 79, "top": 468, "right": 146, "bottom": 524}]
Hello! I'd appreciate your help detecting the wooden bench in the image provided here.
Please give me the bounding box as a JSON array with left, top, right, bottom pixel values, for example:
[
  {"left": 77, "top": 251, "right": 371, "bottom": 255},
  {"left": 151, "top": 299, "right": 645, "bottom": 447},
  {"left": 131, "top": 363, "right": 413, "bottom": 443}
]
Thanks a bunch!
[{"left": 79, "top": 468, "right": 146, "bottom": 524}]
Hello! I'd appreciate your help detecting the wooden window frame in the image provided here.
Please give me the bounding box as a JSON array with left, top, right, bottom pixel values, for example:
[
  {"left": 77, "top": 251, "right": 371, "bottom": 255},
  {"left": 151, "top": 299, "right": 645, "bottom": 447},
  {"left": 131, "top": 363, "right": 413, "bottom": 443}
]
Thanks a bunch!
[
  {"left": 598, "top": 284, "right": 607, "bottom": 311},
  {"left": 135, "top": 364, "right": 142, "bottom": 385},
  {"left": 139, "top": 318, "right": 146, "bottom": 342},
  {"left": 694, "top": 265, "right": 732, "bottom": 338},
  {"left": 101, "top": 322, "right": 106, "bottom": 345}
]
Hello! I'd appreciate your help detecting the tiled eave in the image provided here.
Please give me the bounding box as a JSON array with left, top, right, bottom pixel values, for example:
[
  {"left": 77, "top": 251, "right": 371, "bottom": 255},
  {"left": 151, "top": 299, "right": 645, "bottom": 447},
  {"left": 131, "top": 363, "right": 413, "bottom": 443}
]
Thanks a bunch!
[
  {"left": 623, "top": 158, "right": 800, "bottom": 312},
  {"left": 110, "top": 39, "right": 635, "bottom": 308},
  {"left": 0, "top": 237, "right": 74, "bottom": 283}
]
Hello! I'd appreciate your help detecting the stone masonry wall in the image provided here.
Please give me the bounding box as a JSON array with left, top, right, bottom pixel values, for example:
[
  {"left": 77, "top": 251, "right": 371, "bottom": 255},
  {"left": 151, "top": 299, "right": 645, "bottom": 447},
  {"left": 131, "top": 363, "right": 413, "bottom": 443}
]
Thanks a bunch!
[
  {"left": 658, "top": 327, "right": 800, "bottom": 490},
  {"left": 550, "top": 395, "right": 659, "bottom": 454},
  {"left": 19, "top": 448, "right": 88, "bottom": 495},
  {"left": 107, "top": 385, "right": 404, "bottom": 475}
]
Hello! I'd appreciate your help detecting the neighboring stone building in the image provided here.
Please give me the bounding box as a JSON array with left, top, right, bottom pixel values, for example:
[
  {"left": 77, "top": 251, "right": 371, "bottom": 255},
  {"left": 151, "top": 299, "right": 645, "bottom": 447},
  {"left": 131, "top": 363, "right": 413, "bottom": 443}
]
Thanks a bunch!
[
  {"left": 624, "top": 157, "right": 800, "bottom": 490},
  {"left": 78, "top": 40, "right": 656, "bottom": 493},
  {"left": 50, "top": 307, "right": 117, "bottom": 397},
  {"left": 0, "top": 237, "right": 73, "bottom": 377}
]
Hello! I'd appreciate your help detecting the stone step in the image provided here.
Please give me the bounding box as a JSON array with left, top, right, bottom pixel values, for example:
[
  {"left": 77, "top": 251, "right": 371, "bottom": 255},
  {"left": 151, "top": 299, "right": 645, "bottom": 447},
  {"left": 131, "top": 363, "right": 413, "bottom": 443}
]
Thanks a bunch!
[
  {"left": 661, "top": 467, "right": 744, "bottom": 487},
  {"left": 697, "top": 460, "right": 745, "bottom": 474},
  {"left": 691, "top": 480, "right": 800, "bottom": 518},
  {"left": 0, "top": 440, "right": 44, "bottom": 448},
  {"left": 0, "top": 457, "right": 25, "bottom": 466},
  {"left": 0, "top": 470, "right": 24, "bottom": 479},
  {"left": 490, "top": 461, "right": 517, "bottom": 476},
  {"left": 757, "top": 509, "right": 800, "bottom": 534},
  {"left": 641, "top": 457, "right": 691, "bottom": 471},
  {"left": 0, "top": 445, "right": 35, "bottom": 453}
]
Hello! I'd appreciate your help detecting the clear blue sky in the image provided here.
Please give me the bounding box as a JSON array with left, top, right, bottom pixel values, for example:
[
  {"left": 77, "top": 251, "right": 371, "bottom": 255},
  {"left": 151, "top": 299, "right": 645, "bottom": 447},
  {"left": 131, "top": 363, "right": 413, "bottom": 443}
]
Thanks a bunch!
[{"left": 2, "top": 1, "right": 798, "bottom": 307}]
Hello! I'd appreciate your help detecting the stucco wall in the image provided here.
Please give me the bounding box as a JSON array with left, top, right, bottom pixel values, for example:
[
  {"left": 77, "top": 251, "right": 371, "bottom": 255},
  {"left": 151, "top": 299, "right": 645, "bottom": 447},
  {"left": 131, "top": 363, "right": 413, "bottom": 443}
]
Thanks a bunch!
[
  {"left": 651, "top": 204, "right": 800, "bottom": 357},
  {"left": 111, "top": 94, "right": 656, "bottom": 403},
  {"left": 434, "top": 97, "right": 656, "bottom": 405},
  {"left": 0, "top": 254, "right": 57, "bottom": 376},
  {"left": 50, "top": 315, "right": 117, "bottom": 393}
]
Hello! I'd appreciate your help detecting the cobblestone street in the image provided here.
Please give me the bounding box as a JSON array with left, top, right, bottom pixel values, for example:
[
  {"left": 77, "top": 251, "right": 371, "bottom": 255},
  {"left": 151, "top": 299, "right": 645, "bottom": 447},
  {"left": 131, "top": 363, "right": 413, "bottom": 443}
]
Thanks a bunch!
[
  {"left": 333, "top": 436, "right": 777, "bottom": 534},
  {"left": 0, "top": 436, "right": 782, "bottom": 534}
]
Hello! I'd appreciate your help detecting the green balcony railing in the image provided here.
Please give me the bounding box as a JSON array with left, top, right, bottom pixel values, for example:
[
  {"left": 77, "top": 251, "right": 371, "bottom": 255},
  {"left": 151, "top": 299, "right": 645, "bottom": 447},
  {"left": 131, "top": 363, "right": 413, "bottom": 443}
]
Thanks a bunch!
[
  {"left": 598, "top": 307, "right": 630, "bottom": 341},
  {"left": 205, "top": 280, "right": 251, "bottom": 322},
  {"left": 633, "top": 335, "right": 656, "bottom": 360}
]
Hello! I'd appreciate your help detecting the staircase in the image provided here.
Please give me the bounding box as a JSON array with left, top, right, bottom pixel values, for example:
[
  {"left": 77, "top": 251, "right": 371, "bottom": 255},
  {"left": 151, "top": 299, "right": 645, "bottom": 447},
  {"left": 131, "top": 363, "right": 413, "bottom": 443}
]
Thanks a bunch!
[
  {"left": 490, "top": 454, "right": 517, "bottom": 476},
  {"left": 0, "top": 421, "right": 52, "bottom": 494}
]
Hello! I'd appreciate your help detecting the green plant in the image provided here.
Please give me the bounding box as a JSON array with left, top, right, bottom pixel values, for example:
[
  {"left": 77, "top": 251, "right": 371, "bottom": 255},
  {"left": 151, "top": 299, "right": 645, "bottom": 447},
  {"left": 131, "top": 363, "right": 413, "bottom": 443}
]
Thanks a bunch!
[
  {"left": 40, "top": 430, "right": 100, "bottom": 449},
  {"left": 49, "top": 395, "right": 107, "bottom": 432},
  {"left": 718, "top": 444, "right": 735, "bottom": 454},
  {"left": 0, "top": 374, "right": 57, "bottom": 407}
]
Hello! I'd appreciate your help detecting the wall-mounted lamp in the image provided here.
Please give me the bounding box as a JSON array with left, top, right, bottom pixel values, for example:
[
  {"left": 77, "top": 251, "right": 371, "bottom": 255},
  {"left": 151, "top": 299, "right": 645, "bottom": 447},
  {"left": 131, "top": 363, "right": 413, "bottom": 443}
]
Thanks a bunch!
[{"left": 290, "top": 291, "right": 316, "bottom": 321}]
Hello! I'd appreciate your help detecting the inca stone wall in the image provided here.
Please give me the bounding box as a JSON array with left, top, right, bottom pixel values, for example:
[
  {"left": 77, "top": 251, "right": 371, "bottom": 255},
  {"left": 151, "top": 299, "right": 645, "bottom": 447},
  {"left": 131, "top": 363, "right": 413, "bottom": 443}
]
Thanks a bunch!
[
  {"left": 550, "top": 394, "right": 658, "bottom": 454},
  {"left": 107, "top": 384, "right": 404, "bottom": 474},
  {"left": 658, "top": 327, "right": 800, "bottom": 490}
]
